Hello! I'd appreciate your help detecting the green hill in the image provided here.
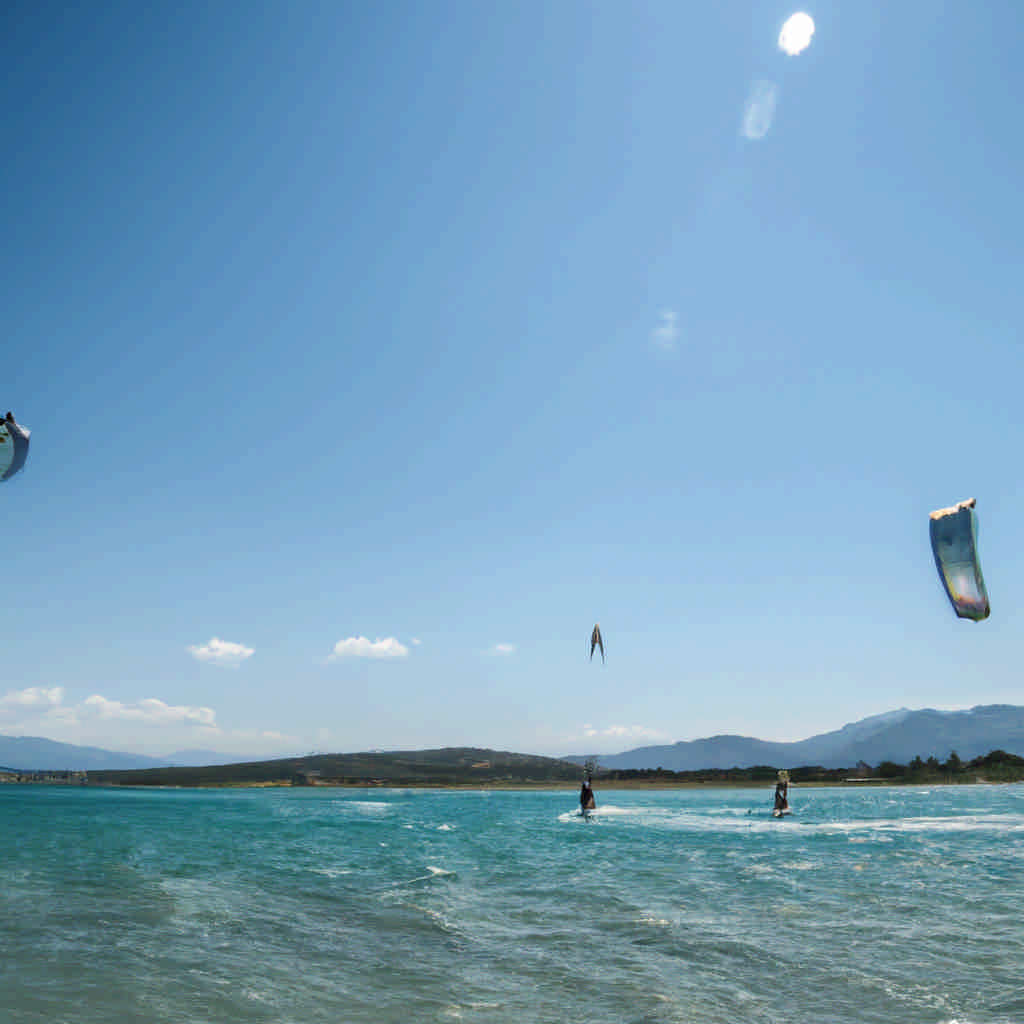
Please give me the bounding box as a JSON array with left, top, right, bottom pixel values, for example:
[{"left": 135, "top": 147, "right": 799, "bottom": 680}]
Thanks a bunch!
[{"left": 86, "top": 747, "right": 583, "bottom": 787}]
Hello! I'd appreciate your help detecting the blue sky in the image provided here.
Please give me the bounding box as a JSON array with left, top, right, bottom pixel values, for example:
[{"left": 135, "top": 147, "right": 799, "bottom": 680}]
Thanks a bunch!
[{"left": 2, "top": 1, "right": 1023, "bottom": 759}]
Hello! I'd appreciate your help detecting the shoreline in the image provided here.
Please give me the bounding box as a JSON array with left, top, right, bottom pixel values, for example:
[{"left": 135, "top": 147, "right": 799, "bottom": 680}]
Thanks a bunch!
[{"left": 68, "top": 775, "right": 1020, "bottom": 791}]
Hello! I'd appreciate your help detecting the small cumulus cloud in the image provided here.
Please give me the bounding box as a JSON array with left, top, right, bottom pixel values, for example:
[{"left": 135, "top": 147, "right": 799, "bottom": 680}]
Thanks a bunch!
[
  {"left": 330, "top": 636, "right": 409, "bottom": 660},
  {"left": 82, "top": 695, "right": 217, "bottom": 728},
  {"left": 778, "top": 12, "right": 815, "bottom": 56},
  {"left": 581, "top": 724, "right": 667, "bottom": 742},
  {"left": 187, "top": 637, "right": 254, "bottom": 667},
  {"left": 651, "top": 310, "right": 679, "bottom": 350},
  {"left": 489, "top": 643, "right": 516, "bottom": 656},
  {"left": 0, "top": 688, "right": 225, "bottom": 750},
  {"left": 410, "top": 638, "right": 422, "bottom": 646},
  {"left": 742, "top": 80, "right": 778, "bottom": 140},
  {"left": 0, "top": 686, "right": 64, "bottom": 712}
]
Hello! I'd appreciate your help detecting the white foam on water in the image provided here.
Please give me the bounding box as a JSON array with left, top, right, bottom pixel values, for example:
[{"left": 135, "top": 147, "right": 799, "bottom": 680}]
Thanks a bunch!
[
  {"left": 555, "top": 802, "right": 1024, "bottom": 839},
  {"left": 813, "top": 814, "right": 1024, "bottom": 835},
  {"left": 442, "top": 1001, "right": 502, "bottom": 1017},
  {"left": 557, "top": 803, "right": 654, "bottom": 822},
  {"left": 309, "top": 867, "right": 351, "bottom": 878},
  {"left": 381, "top": 865, "right": 456, "bottom": 891},
  {"left": 345, "top": 800, "right": 391, "bottom": 815},
  {"left": 636, "top": 914, "right": 671, "bottom": 927},
  {"left": 777, "top": 859, "right": 819, "bottom": 871},
  {"left": 437, "top": 823, "right": 455, "bottom": 831}
]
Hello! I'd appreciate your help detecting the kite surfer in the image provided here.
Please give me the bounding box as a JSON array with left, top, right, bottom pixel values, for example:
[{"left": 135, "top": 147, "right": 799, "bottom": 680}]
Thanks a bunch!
[
  {"left": 773, "top": 770, "right": 789, "bottom": 816},
  {"left": 580, "top": 775, "right": 596, "bottom": 818}
]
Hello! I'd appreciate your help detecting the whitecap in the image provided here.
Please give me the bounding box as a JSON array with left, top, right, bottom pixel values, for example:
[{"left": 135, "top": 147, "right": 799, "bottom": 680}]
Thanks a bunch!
[
  {"left": 309, "top": 867, "right": 351, "bottom": 878},
  {"left": 345, "top": 801, "right": 391, "bottom": 815}
]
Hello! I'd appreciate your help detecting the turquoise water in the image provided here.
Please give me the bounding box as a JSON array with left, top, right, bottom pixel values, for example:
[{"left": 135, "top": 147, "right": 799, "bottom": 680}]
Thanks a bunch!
[{"left": 2, "top": 784, "right": 1022, "bottom": 1023}]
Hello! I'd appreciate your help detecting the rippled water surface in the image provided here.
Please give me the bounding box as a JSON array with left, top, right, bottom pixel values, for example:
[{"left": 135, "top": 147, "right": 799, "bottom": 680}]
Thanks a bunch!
[{"left": 2, "top": 783, "right": 1022, "bottom": 1023}]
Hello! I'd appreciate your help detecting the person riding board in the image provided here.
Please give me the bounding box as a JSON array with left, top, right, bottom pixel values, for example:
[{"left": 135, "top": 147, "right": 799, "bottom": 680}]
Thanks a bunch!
[
  {"left": 773, "top": 770, "right": 789, "bottom": 813},
  {"left": 580, "top": 775, "right": 596, "bottom": 815}
]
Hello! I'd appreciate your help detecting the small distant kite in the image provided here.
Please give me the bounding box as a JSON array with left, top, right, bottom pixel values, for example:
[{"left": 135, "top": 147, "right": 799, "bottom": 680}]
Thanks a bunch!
[
  {"left": 929, "top": 498, "right": 990, "bottom": 621},
  {"left": 0, "top": 412, "right": 30, "bottom": 483},
  {"left": 590, "top": 624, "right": 605, "bottom": 663}
]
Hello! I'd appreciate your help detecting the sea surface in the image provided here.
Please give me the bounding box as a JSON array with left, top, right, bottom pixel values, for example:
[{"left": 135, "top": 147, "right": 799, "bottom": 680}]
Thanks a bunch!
[{"left": 1, "top": 783, "right": 1022, "bottom": 1024}]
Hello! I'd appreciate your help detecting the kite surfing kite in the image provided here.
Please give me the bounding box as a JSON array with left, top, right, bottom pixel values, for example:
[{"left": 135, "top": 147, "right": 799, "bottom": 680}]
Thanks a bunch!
[
  {"left": 929, "top": 498, "right": 990, "bottom": 621},
  {"left": 590, "top": 623, "right": 604, "bottom": 663},
  {"left": 0, "top": 413, "right": 30, "bottom": 483}
]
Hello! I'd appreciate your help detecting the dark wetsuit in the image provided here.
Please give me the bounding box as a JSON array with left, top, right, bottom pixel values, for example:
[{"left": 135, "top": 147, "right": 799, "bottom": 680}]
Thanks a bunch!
[
  {"left": 580, "top": 782, "right": 595, "bottom": 811},
  {"left": 774, "top": 782, "right": 788, "bottom": 811}
]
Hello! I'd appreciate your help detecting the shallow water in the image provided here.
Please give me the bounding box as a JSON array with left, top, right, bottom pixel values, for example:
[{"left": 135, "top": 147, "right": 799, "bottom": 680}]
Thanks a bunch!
[{"left": 1, "top": 783, "right": 1021, "bottom": 1023}]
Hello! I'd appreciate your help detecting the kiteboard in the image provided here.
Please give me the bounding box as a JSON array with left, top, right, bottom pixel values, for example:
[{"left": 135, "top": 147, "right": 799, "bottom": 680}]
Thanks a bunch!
[{"left": 772, "top": 808, "right": 791, "bottom": 818}]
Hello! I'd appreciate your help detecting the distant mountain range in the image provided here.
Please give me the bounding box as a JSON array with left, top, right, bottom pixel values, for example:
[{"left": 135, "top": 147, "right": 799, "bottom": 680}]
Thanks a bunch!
[
  {"left": 0, "top": 737, "right": 284, "bottom": 772},
  {"left": 5, "top": 704, "right": 1024, "bottom": 773},
  {"left": 566, "top": 705, "right": 1024, "bottom": 771},
  {"left": 0, "top": 736, "right": 170, "bottom": 772}
]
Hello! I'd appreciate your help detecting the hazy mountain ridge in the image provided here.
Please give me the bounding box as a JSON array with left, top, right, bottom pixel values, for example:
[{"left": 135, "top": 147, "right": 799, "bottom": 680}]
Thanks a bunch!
[
  {"left": 0, "top": 737, "right": 303, "bottom": 772},
  {"left": 0, "top": 736, "right": 171, "bottom": 772},
  {"left": 5, "top": 704, "right": 1024, "bottom": 773},
  {"left": 568, "top": 705, "right": 1024, "bottom": 771}
]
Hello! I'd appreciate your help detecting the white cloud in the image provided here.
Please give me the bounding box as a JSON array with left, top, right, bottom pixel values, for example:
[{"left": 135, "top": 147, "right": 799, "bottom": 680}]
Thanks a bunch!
[
  {"left": 330, "top": 636, "right": 409, "bottom": 660},
  {"left": 742, "top": 80, "right": 778, "bottom": 140},
  {"left": 778, "top": 12, "right": 815, "bottom": 56},
  {"left": 410, "top": 638, "right": 422, "bottom": 646},
  {"left": 0, "top": 689, "right": 223, "bottom": 753},
  {"left": 581, "top": 724, "right": 667, "bottom": 742},
  {"left": 0, "top": 686, "right": 64, "bottom": 712},
  {"left": 81, "top": 695, "right": 217, "bottom": 728},
  {"left": 490, "top": 643, "right": 516, "bottom": 656},
  {"left": 187, "top": 637, "right": 254, "bottom": 667},
  {"left": 651, "top": 310, "right": 679, "bottom": 350}
]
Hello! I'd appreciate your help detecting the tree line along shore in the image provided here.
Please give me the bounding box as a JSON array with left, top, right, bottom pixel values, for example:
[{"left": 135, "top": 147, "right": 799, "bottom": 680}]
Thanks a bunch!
[{"left": 39, "top": 747, "right": 1024, "bottom": 789}]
